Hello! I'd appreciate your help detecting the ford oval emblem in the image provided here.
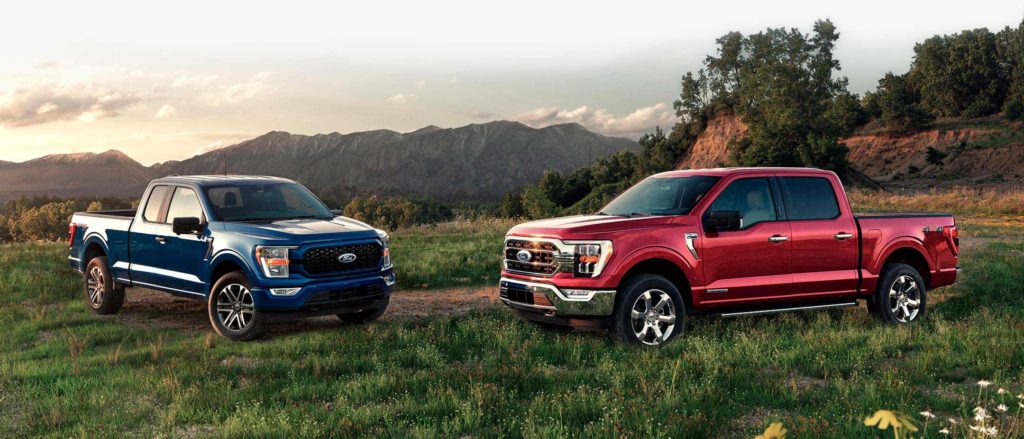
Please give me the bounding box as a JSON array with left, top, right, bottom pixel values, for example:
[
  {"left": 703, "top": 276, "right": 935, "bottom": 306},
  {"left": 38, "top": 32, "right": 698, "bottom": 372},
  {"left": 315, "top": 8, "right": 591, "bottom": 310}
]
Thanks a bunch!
[
  {"left": 516, "top": 249, "right": 532, "bottom": 263},
  {"left": 337, "top": 253, "right": 357, "bottom": 263}
]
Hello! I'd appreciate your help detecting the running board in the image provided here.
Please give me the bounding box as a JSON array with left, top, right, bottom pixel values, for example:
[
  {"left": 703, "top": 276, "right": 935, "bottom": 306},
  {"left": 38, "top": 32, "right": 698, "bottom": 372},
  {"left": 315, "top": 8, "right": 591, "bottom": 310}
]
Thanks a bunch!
[{"left": 719, "top": 301, "right": 858, "bottom": 318}]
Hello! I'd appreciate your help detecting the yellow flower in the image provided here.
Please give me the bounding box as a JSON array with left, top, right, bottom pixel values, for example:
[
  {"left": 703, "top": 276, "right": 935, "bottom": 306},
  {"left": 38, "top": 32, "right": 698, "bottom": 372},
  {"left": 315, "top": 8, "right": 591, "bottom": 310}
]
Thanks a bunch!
[
  {"left": 865, "top": 410, "right": 919, "bottom": 432},
  {"left": 755, "top": 422, "right": 787, "bottom": 439}
]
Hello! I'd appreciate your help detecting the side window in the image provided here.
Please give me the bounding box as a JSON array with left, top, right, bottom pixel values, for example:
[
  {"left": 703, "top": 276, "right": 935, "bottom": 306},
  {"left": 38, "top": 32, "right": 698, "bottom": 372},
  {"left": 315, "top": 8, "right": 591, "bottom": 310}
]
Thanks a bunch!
[
  {"left": 706, "top": 178, "right": 777, "bottom": 229},
  {"left": 165, "top": 187, "right": 204, "bottom": 223},
  {"left": 143, "top": 185, "right": 169, "bottom": 222},
  {"left": 782, "top": 177, "right": 840, "bottom": 220}
]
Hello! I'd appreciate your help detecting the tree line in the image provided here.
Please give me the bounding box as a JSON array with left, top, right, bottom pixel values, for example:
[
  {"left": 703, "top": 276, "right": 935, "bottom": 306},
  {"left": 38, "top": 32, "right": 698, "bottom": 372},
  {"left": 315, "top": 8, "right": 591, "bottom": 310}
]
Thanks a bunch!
[{"left": 501, "top": 19, "right": 1024, "bottom": 220}]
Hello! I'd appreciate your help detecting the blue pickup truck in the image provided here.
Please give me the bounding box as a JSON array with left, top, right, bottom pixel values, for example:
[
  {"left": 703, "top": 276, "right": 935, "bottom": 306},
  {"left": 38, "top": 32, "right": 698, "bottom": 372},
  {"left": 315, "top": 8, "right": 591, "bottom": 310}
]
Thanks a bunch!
[{"left": 68, "top": 175, "right": 396, "bottom": 341}]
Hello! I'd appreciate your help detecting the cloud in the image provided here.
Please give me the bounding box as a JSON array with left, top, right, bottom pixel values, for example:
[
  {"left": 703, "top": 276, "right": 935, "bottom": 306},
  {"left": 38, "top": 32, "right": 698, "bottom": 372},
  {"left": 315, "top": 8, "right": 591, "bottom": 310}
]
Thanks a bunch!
[
  {"left": 386, "top": 93, "right": 415, "bottom": 104},
  {"left": 171, "top": 74, "right": 219, "bottom": 88},
  {"left": 515, "top": 103, "right": 676, "bottom": 135},
  {"left": 466, "top": 110, "right": 496, "bottom": 119},
  {"left": 0, "top": 83, "right": 141, "bottom": 127},
  {"left": 415, "top": 79, "right": 427, "bottom": 88},
  {"left": 154, "top": 104, "right": 176, "bottom": 119},
  {"left": 33, "top": 60, "right": 61, "bottom": 70},
  {"left": 201, "top": 72, "right": 273, "bottom": 105}
]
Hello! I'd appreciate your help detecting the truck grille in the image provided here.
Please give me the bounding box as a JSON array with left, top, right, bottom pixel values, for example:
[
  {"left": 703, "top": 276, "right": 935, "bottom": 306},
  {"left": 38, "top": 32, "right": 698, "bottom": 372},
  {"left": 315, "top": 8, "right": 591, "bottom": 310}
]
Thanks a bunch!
[
  {"left": 302, "top": 243, "right": 381, "bottom": 275},
  {"left": 504, "top": 239, "right": 563, "bottom": 276},
  {"left": 306, "top": 284, "right": 385, "bottom": 306}
]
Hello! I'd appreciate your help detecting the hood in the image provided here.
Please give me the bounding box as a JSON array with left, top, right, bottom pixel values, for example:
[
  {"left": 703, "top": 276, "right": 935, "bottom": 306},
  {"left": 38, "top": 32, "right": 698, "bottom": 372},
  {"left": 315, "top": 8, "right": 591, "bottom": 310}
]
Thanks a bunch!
[
  {"left": 223, "top": 216, "right": 380, "bottom": 242},
  {"left": 509, "top": 214, "right": 690, "bottom": 237}
]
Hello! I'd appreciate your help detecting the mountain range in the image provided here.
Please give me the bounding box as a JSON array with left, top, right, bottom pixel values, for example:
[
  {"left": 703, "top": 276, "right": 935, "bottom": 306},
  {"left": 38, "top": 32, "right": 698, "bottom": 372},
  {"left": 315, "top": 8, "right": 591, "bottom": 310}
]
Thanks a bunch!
[{"left": 0, "top": 121, "right": 639, "bottom": 202}]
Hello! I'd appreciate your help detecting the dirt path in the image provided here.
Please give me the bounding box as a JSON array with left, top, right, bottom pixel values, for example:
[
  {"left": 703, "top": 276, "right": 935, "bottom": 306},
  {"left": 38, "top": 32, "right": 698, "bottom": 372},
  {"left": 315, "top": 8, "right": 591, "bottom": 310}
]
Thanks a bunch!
[{"left": 117, "top": 286, "right": 501, "bottom": 334}]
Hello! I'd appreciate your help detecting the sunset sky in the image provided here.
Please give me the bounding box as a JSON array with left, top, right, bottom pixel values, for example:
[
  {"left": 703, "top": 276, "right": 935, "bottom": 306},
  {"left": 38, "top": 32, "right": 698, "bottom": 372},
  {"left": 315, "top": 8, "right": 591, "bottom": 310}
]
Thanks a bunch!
[{"left": 1, "top": 0, "right": 1021, "bottom": 165}]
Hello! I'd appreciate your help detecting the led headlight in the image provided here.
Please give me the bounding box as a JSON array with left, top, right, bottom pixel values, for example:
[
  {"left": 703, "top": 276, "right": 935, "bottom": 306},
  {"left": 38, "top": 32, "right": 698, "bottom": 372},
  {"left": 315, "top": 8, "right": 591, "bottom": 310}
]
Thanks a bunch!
[
  {"left": 256, "top": 246, "right": 294, "bottom": 278},
  {"left": 568, "top": 240, "right": 613, "bottom": 278}
]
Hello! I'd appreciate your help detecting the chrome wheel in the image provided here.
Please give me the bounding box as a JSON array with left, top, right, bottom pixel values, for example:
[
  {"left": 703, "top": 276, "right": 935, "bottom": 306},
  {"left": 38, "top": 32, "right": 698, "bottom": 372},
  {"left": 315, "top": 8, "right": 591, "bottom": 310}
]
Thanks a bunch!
[
  {"left": 630, "top": 289, "right": 677, "bottom": 345},
  {"left": 216, "top": 284, "right": 256, "bottom": 332},
  {"left": 888, "top": 274, "right": 921, "bottom": 323},
  {"left": 86, "top": 266, "right": 105, "bottom": 308}
]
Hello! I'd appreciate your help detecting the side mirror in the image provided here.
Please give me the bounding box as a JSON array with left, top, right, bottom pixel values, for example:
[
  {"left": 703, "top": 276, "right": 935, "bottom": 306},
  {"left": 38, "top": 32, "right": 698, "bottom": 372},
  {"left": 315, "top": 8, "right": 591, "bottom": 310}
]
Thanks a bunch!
[
  {"left": 705, "top": 210, "right": 741, "bottom": 233},
  {"left": 171, "top": 217, "right": 204, "bottom": 235}
]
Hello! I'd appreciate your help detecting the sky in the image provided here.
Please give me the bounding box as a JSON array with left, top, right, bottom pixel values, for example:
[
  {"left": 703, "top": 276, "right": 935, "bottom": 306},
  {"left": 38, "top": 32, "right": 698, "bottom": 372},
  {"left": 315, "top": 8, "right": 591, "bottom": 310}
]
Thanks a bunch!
[{"left": 0, "top": 0, "right": 1022, "bottom": 165}]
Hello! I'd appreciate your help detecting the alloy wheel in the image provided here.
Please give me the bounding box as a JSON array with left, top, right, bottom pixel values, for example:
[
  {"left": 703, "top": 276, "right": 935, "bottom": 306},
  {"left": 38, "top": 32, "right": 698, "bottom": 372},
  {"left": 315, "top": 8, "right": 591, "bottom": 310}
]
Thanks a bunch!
[
  {"left": 888, "top": 274, "right": 921, "bottom": 323},
  {"left": 216, "top": 284, "right": 256, "bottom": 332},
  {"left": 630, "top": 289, "right": 677, "bottom": 345},
  {"left": 87, "top": 266, "right": 104, "bottom": 308}
]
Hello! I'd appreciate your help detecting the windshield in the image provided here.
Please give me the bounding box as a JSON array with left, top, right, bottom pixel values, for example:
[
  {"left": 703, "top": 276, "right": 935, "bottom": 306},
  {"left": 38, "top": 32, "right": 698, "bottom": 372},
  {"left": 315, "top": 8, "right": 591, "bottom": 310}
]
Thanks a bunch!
[
  {"left": 599, "top": 176, "right": 721, "bottom": 217},
  {"left": 203, "top": 183, "right": 334, "bottom": 222}
]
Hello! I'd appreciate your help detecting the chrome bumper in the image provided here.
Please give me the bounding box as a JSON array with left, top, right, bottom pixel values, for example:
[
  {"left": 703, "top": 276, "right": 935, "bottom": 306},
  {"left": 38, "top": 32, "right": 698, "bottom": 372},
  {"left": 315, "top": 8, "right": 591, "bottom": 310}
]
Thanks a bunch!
[{"left": 498, "top": 277, "right": 616, "bottom": 316}]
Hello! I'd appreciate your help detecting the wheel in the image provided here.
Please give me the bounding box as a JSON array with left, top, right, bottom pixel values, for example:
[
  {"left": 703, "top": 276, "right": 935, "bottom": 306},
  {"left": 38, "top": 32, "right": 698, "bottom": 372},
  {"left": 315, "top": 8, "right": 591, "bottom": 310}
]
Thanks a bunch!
[
  {"left": 208, "top": 271, "right": 266, "bottom": 341},
  {"left": 84, "top": 256, "right": 124, "bottom": 315},
  {"left": 611, "top": 274, "right": 685, "bottom": 346},
  {"left": 337, "top": 297, "right": 389, "bottom": 323},
  {"left": 870, "top": 263, "right": 927, "bottom": 324}
]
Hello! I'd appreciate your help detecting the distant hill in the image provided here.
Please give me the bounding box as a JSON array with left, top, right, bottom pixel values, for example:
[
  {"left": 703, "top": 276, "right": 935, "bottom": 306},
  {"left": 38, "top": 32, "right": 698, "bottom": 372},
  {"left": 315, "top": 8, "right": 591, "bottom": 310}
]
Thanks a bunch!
[
  {"left": 0, "top": 121, "right": 639, "bottom": 202},
  {"left": 676, "top": 114, "right": 1024, "bottom": 187},
  {"left": 0, "top": 150, "right": 154, "bottom": 201}
]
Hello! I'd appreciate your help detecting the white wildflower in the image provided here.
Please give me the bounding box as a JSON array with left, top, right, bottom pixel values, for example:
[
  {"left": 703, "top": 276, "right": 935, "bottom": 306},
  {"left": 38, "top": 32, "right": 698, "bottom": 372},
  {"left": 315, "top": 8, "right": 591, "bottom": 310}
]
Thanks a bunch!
[
  {"left": 973, "top": 406, "right": 991, "bottom": 421},
  {"left": 996, "top": 404, "right": 1008, "bottom": 413},
  {"left": 939, "top": 428, "right": 950, "bottom": 435},
  {"left": 977, "top": 379, "right": 992, "bottom": 388},
  {"left": 920, "top": 410, "right": 936, "bottom": 419},
  {"left": 969, "top": 424, "right": 997, "bottom": 436},
  {"left": 948, "top": 417, "right": 959, "bottom": 424},
  {"left": 997, "top": 388, "right": 1007, "bottom": 395}
]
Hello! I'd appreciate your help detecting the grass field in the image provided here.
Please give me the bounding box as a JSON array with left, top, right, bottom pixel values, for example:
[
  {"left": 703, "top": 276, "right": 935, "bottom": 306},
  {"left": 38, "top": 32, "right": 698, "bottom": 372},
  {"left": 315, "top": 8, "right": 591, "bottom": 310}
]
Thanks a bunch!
[{"left": 2, "top": 192, "right": 1024, "bottom": 437}]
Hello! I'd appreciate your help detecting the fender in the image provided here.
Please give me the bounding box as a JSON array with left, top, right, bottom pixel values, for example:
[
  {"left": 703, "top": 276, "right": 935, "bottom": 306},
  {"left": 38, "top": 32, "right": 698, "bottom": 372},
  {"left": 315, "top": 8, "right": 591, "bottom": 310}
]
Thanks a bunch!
[
  {"left": 80, "top": 233, "right": 111, "bottom": 262},
  {"left": 207, "top": 249, "right": 259, "bottom": 294},
  {"left": 872, "top": 236, "right": 934, "bottom": 276},
  {"left": 611, "top": 245, "right": 697, "bottom": 290}
]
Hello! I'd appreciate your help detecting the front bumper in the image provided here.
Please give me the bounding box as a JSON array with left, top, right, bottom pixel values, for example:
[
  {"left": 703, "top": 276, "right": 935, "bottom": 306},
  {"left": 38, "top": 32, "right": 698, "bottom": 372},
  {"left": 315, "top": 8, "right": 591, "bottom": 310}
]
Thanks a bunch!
[
  {"left": 251, "top": 269, "right": 396, "bottom": 316},
  {"left": 498, "top": 277, "right": 616, "bottom": 317}
]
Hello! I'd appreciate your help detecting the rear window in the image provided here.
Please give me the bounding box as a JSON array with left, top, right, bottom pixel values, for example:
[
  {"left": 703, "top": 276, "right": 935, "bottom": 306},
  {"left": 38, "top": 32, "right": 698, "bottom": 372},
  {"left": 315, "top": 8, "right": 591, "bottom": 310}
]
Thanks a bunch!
[
  {"left": 781, "top": 177, "right": 840, "bottom": 220},
  {"left": 143, "top": 185, "right": 169, "bottom": 222}
]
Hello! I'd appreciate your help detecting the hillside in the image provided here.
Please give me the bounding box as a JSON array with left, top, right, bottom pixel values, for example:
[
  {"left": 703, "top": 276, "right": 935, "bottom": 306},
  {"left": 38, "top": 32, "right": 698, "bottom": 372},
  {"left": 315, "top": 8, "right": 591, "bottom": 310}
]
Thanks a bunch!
[
  {"left": 676, "top": 115, "right": 1024, "bottom": 187},
  {"left": 0, "top": 121, "right": 638, "bottom": 202},
  {"left": 0, "top": 150, "right": 154, "bottom": 200}
]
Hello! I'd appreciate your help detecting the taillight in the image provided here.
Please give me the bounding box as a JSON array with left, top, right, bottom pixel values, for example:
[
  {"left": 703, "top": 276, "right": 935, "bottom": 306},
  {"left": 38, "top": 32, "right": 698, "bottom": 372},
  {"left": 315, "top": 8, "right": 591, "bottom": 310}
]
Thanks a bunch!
[
  {"left": 67, "top": 223, "right": 77, "bottom": 248},
  {"left": 944, "top": 225, "right": 959, "bottom": 255}
]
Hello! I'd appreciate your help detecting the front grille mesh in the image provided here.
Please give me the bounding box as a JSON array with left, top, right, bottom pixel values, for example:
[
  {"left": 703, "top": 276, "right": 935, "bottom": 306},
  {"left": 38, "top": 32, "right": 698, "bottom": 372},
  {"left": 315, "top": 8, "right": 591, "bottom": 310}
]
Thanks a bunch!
[
  {"left": 302, "top": 243, "right": 381, "bottom": 275},
  {"left": 499, "top": 283, "right": 534, "bottom": 305},
  {"left": 504, "top": 239, "right": 562, "bottom": 276}
]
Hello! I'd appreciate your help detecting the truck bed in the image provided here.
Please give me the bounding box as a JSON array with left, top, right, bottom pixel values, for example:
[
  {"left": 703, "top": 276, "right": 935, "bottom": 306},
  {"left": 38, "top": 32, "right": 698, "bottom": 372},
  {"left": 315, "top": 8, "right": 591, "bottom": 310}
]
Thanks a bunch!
[
  {"left": 854, "top": 212, "right": 952, "bottom": 219},
  {"left": 74, "top": 209, "right": 136, "bottom": 219}
]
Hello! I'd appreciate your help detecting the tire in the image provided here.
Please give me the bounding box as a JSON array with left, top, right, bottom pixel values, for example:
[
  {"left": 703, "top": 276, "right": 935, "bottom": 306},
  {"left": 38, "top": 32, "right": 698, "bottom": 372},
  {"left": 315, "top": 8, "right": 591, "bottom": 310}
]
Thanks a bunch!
[
  {"left": 337, "top": 297, "right": 389, "bottom": 323},
  {"left": 208, "top": 271, "right": 266, "bottom": 341},
  {"left": 84, "top": 256, "right": 124, "bottom": 315},
  {"left": 870, "top": 263, "right": 927, "bottom": 324},
  {"left": 611, "top": 274, "right": 685, "bottom": 346}
]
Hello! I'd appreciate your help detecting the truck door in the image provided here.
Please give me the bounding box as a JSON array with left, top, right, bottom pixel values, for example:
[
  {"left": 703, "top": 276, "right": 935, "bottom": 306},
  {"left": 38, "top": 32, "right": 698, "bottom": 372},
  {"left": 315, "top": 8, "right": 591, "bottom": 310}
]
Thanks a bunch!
[
  {"left": 698, "top": 176, "right": 793, "bottom": 305},
  {"left": 130, "top": 185, "right": 208, "bottom": 296},
  {"left": 778, "top": 176, "right": 859, "bottom": 297}
]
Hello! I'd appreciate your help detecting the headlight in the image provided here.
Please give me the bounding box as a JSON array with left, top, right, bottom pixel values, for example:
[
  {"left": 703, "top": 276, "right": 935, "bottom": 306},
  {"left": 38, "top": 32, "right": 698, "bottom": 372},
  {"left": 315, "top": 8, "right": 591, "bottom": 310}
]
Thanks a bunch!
[
  {"left": 568, "top": 240, "right": 613, "bottom": 277},
  {"left": 377, "top": 229, "right": 392, "bottom": 268},
  {"left": 256, "top": 246, "right": 293, "bottom": 278}
]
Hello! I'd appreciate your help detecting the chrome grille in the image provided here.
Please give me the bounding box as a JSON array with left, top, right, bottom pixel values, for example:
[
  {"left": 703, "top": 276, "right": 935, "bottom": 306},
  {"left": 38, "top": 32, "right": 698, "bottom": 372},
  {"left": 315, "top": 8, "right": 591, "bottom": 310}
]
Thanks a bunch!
[{"left": 504, "top": 239, "right": 563, "bottom": 276}]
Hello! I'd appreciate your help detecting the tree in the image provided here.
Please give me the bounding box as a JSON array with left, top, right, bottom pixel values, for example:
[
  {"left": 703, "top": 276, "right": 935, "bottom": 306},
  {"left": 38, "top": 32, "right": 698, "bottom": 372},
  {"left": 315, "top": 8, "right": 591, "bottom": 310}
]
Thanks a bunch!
[
  {"left": 498, "top": 192, "right": 525, "bottom": 218},
  {"left": 872, "top": 73, "right": 933, "bottom": 133},
  {"left": 909, "top": 28, "right": 1008, "bottom": 117},
  {"left": 520, "top": 185, "right": 560, "bottom": 219}
]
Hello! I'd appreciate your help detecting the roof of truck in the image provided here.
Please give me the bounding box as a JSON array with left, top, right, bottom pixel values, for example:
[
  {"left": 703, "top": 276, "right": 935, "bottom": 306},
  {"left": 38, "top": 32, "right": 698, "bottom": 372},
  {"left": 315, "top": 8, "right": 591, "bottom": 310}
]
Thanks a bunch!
[
  {"left": 153, "top": 175, "right": 296, "bottom": 186},
  {"left": 651, "top": 167, "right": 835, "bottom": 178}
]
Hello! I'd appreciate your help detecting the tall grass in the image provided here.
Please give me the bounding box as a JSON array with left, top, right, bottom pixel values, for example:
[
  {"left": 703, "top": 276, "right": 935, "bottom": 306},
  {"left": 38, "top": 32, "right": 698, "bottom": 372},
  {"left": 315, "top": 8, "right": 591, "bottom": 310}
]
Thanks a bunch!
[{"left": 849, "top": 187, "right": 1024, "bottom": 217}]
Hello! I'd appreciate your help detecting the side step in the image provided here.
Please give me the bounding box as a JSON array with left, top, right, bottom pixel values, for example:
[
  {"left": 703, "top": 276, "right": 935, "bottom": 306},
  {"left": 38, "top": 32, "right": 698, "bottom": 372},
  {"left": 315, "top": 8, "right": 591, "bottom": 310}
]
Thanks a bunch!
[{"left": 719, "top": 301, "right": 858, "bottom": 318}]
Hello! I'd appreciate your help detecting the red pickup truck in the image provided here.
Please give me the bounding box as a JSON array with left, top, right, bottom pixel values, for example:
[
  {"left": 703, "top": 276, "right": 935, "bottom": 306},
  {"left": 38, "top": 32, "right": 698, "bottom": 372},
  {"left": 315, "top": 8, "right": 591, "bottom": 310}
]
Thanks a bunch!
[{"left": 500, "top": 167, "right": 959, "bottom": 346}]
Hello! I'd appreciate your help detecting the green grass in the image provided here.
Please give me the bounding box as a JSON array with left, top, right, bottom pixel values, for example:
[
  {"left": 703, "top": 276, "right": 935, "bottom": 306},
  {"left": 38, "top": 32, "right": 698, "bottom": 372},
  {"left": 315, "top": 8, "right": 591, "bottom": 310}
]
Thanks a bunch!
[
  {"left": 389, "top": 218, "right": 514, "bottom": 289},
  {"left": 2, "top": 221, "right": 1024, "bottom": 437}
]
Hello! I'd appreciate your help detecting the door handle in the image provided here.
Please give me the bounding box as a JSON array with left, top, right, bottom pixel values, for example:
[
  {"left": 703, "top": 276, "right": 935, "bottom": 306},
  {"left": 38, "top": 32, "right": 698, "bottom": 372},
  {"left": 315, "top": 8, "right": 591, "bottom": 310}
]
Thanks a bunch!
[
  {"left": 768, "top": 235, "right": 789, "bottom": 243},
  {"left": 834, "top": 232, "right": 853, "bottom": 240},
  {"left": 155, "top": 237, "right": 167, "bottom": 244}
]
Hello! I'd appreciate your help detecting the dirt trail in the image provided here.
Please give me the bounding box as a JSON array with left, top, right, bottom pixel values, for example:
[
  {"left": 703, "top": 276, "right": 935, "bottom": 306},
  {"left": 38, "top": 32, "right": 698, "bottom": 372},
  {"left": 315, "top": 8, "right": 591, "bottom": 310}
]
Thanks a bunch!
[{"left": 118, "top": 285, "right": 500, "bottom": 335}]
